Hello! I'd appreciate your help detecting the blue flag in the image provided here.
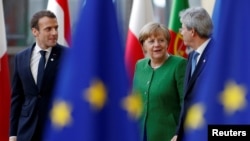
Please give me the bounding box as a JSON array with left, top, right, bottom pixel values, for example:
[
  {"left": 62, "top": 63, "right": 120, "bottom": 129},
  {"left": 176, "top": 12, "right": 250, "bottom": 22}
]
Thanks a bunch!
[
  {"left": 183, "top": 1, "right": 250, "bottom": 140},
  {"left": 43, "top": 0, "right": 141, "bottom": 141}
]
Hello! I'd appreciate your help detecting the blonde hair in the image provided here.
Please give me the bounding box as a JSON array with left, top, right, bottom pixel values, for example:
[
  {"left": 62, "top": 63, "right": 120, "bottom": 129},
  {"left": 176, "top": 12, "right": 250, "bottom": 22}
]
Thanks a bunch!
[{"left": 139, "top": 22, "right": 171, "bottom": 46}]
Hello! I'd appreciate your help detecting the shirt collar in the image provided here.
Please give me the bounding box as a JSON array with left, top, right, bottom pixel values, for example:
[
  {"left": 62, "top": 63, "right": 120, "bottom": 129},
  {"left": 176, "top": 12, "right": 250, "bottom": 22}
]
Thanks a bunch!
[
  {"left": 196, "top": 38, "right": 211, "bottom": 55},
  {"left": 34, "top": 44, "right": 52, "bottom": 54}
]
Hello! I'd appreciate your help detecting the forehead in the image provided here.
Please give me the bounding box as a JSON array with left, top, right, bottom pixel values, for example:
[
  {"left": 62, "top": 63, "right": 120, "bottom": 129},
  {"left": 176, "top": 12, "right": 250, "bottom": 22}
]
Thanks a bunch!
[
  {"left": 147, "top": 31, "right": 165, "bottom": 38},
  {"left": 38, "top": 16, "right": 58, "bottom": 28}
]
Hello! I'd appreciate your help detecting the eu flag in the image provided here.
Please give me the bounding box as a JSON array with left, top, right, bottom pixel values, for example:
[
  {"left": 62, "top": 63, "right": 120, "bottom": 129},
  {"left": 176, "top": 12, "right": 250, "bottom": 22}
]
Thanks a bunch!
[
  {"left": 43, "top": 0, "right": 141, "bottom": 141},
  {"left": 183, "top": 1, "right": 250, "bottom": 140}
]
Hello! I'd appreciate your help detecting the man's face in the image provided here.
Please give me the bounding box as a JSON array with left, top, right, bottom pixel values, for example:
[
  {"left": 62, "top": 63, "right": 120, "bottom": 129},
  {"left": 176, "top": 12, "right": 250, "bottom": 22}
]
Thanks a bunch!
[
  {"left": 180, "top": 24, "right": 193, "bottom": 47},
  {"left": 32, "top": 16, "right": 58, "bottom": 49}
]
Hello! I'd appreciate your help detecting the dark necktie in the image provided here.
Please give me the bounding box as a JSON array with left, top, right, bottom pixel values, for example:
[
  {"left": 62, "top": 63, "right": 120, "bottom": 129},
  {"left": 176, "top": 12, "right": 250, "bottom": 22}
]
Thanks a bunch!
[
  {"left": 37, "top": 50, "right": 47, "bottom": 91},
  {"left": 191, "top": 51, "right": 199, "bottom": 76}
]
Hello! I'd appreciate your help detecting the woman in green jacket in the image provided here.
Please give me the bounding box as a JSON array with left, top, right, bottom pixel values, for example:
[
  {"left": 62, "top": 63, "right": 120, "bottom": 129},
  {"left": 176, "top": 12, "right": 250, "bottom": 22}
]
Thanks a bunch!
[{"left": 133, "top": 22, "right": 187, "bottom": 141}]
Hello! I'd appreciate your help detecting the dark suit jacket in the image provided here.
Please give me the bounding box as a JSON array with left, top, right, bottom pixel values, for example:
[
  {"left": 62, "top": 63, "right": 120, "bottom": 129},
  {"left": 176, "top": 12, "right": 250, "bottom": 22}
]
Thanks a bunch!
[
  {"left": 10, "top": 43, "right": 67, "bottom": 141},
  {"left": 176, "top": 38, "right": 215, "bottom": 141}
]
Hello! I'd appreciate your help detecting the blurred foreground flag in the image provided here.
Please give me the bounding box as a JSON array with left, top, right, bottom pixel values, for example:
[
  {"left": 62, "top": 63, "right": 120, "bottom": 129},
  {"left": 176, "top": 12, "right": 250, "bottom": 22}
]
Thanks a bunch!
[
  {"left": 125, "top": 0, "right": 154, "bottom": 82},
  {"left": 168, "top": 0, "right": 189, "bottom": 58},
  {"left": 183, "top": 1, "right": 250, "bottom": 141},
  {"left": 47, "top": 0, "right": 71, "bottom": 46},
  {"left": 0, "top": 0, "right": 11, "bottom": 140},
  {"left": 43, "top": 0, "right": 141, "bottom": 141}
]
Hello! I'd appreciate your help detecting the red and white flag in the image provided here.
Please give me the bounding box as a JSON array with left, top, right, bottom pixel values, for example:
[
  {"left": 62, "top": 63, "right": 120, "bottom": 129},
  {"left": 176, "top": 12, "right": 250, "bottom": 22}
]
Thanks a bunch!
[
  {"left": 47, "top": 0, "right": 71, "bottom": 46},
  {"left": 0, "top": 0, "right": 11, "bottom": 140},
  {"left": 125, "top": 0, "right": 154, "bottom": 82}
]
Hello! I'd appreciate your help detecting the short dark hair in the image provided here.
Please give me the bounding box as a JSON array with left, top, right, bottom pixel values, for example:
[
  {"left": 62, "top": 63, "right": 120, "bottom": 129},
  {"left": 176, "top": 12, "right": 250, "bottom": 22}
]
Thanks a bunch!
[{"left": 30, "top": 10, "right": 56, "bottom": 30}]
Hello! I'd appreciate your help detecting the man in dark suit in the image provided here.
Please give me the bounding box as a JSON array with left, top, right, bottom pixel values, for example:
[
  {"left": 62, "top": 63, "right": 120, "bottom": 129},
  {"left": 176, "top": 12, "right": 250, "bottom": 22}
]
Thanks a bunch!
[
  {"left": 9, "top": 10, "right": 67, "bottom": 141},
  {"left": 171, "top": 7, "right": 215, "bottom": 141}
]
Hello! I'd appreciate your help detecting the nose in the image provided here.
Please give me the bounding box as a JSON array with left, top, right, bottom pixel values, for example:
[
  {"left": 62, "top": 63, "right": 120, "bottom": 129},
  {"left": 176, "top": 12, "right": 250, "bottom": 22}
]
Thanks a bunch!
[
  {"left": 179, "top": 28, "right": 184, "bottom": 35},
  {"left": 153, "top": 40, "right": 161, "bottom": 46},
  {"left": 179, "top": 28, "right": 182, "bottom": 33}
]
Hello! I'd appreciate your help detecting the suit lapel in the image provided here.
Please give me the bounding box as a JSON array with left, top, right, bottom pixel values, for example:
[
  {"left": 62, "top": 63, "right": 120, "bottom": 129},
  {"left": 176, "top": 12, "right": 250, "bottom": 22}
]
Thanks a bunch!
[
  {"left": 43, "top": 45, "right": 63, "bottom": 84},
  {"left": 186, "top": 38, "right": 215, "bottom": 93},
  {"left": 44, "top": 47, "right": 59, "bottom": 73},
  {"left": 26, "top": 44, "right": 37, "bottom": 87},
  {"left": 185, "top": 53, "right": 192, "bottom": 87}
]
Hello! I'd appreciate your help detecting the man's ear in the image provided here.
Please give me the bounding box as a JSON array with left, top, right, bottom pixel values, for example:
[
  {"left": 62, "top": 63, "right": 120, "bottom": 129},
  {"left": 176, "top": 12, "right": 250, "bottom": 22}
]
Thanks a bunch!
[
  {"left": 191, "top": 28, "right": 196, "bottom": 37},
  {"left": 31, "top": 28, "right": 38, "bottom": 37}
]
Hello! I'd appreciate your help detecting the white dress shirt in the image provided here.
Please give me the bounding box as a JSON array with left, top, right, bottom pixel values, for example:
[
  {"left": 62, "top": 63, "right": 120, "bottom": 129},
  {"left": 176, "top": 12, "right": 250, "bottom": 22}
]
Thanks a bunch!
[
  {"left": 195, "top": 38, "right": 211, "bottom": 63},
  {"left": 30, "top": 45, "right": 51, "bottom": 84}
]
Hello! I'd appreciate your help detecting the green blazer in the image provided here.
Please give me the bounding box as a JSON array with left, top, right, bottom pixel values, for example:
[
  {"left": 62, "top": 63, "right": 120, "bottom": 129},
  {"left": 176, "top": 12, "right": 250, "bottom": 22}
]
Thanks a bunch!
[{"left": 133, "top": 55, "right": 187, "bottom": 141}]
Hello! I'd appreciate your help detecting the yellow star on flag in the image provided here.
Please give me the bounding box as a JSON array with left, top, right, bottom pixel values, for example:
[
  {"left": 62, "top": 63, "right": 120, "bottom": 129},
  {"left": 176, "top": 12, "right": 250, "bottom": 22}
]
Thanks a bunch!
[
  {"left": 122, "top": 92, "right": 143, "bottom": 119},
  {"left": 84, "top": 80, "right": 107, "bottom": 110},
  {"left": 50, "top": 101, "right": 72, "bottom": 129},
  {"left": 184, "top": 103, "right": 205, "bottom": 130},
  {"left": 220, "top": 81, "right": 247, "bottom": 115}
]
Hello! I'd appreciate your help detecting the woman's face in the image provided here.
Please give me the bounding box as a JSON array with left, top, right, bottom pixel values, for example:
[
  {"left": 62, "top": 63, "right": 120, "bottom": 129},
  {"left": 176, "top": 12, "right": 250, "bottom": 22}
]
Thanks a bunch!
[{"left": 143, "top": 33, "right": 168, "bottom": 61}]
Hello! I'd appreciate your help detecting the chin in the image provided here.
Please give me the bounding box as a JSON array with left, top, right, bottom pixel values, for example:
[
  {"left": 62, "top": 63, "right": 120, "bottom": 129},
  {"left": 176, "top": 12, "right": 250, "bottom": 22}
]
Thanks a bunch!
[
  {"left": 49, "top": 42, "right": 57, "bottom": 47},
  {"left": 153, "top": 55, "right": 165, "bottom": 60}
]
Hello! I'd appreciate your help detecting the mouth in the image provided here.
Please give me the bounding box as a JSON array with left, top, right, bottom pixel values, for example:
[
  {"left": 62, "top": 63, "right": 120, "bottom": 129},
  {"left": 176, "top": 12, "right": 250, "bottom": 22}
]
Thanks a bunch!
[
  {"left": 154, "top": 49, "right": 162, "bottom": 53},
  {"left": 49, "top": 38, "right": 57, "bottom": 42}
]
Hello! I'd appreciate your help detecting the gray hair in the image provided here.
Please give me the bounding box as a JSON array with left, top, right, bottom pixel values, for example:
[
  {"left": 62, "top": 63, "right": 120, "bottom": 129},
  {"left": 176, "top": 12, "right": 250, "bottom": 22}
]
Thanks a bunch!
[{"left": 179, "top": 7, "right": 213, "bottom": 38}]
